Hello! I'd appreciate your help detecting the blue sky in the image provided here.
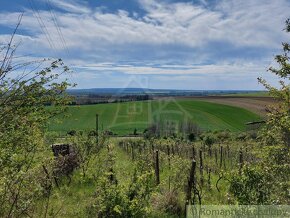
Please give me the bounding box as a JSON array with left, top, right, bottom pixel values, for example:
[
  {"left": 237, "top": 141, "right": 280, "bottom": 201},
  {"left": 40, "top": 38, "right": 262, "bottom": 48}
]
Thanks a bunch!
[{"left": 0, "top": 0, "right": 289, "bottom": 90}]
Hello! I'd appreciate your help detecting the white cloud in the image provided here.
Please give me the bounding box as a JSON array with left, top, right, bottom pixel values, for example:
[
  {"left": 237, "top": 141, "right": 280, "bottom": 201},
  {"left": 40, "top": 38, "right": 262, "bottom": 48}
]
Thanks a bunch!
[
  {"left": 0, "top": 0, "right": 289, "bottom": 89},
  {"left": 47, "top": 0, "right": 91, "bottom": 14},
  {"left": 1, "top": 0, "right": 288, "bottom": 50},
  {"left": 73, "top": 62, "right": 266, "bottom": 76},
  {"left": 71, "top": 0, "right": 285, "bottom": 49}
]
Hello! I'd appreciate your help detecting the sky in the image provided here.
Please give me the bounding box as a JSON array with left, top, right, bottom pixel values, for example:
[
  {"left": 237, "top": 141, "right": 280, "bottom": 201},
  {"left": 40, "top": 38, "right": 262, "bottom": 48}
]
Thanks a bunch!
[{"left": 0, "top": 0, "right": 289, "bottom": 90}]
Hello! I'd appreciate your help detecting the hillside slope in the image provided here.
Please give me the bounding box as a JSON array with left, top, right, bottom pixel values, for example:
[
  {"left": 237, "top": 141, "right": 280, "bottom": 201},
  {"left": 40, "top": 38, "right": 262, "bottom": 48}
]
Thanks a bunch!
[{"left": 49, "top": 99, "right": 261, "bottom": 135}]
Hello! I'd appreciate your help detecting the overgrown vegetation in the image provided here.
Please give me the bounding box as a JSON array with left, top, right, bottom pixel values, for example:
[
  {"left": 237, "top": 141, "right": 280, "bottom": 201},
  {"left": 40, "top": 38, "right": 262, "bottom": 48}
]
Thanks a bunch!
[
  {"left": 0, "top": 17, "right": 289, "bottom": 217},
  {"left": 229, "top": 18, "right": 290, "bottom": 205},
  {"left": 0, "top": 17, "right": 73, "bottom": 216}
]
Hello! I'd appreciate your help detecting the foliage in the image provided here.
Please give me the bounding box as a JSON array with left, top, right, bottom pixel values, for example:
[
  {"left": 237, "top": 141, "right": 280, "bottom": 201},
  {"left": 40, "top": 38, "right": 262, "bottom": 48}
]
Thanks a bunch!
[
  {"left": 230, "top": 18, "right": 290, "bottom": 205},
  {"left": 52, "top": 146, "right": 80, "bottom": 184},
  {"left": 133, "top": 128, "right": 138, "bottom": 135},
  {"left": 0, "top": 21, "right": 73, "bottom": 216},
  {"left": 2, "top": 15, "right": 289, "bottom": 218},
  {"left": 68, "top": 132, "right": 100, "bottom": 178},
  {"left": 229, "top": 165, "right": 271, "bottom": 204},
  {"left": 258, "top": 18, "right": 290, "bottom": 147},
  {"left": 203, "top": 134, "right": 216, "bottom": 146},
  {"left": 86, "top": 156, "right": 155, "bottom": 217},
  {"left": 151, "top": 190, "right": 182, "bottom": 216},
  {"left": 187, "top": 132, "right": 196, "bottom": 142}
]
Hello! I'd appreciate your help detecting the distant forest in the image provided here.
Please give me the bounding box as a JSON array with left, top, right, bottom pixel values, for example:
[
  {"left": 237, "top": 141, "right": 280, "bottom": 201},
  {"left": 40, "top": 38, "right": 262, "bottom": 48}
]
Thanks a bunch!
[
  {"left": 68, "top": 88, "right": 267, "bottom": 105},
  {"left": 70, "top": 94, "right": 152, "bottom": 105}
]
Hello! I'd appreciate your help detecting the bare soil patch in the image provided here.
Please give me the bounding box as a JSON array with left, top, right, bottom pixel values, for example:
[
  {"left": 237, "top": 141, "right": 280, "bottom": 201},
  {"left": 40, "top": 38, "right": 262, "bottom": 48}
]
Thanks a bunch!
[{"left": 155, "top": 96, "right": 277, "bottom": 117}]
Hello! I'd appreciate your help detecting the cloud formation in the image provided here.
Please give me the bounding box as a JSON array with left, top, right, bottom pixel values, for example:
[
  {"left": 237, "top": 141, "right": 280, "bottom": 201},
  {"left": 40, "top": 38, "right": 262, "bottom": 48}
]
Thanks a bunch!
[{"left": 0, "top": 0, "right": 289, "bottom": 89}]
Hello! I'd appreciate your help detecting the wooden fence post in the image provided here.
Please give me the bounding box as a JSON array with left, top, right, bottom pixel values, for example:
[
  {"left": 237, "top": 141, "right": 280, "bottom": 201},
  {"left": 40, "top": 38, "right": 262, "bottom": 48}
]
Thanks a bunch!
[
  {"left": 167, "top": 145, "right": 171, "bottom": 166},
  {"left": 208, "top": 145, "right": 212, "bottom": 157},
  {"left": 186, "top": 148, "right": 189, "bottom": 159},
  {"left": 199, "top": 149, "right": 204, "bottom": 186},
  {"left": 215, "top": 148, "right": 218, "bottom": 164},
  {"left": 155, "top": 150, "right": 160, "bottom": 185},
  {"left": 143, "top": 142, "right": 146, "bottom": 152},
  {"left": 207, "top": 167, "right": 211, "bottom": 190},
  {"left": 131, "top": 144, "right": 134, "bottom": 160},
  {"left": 167, "top": 145, "right": 171, "bottom": 190},
  {"left": 176, "top": 143, "right": 180, "bottom": 157},
  {"left": 171, "top": 144, "right": 175, "bottom": 155},
  {"left": 192, "top": 144, "right": 196, "bottom": 159},
  {"left": 239, "top": 149, "right": 243, "bottom": 174},
  {"left": 186, "top": 159, "right": 196, "bottom": 205},
  {"left": 95, "top": 114, "right": 99, "bottom": 145},
  {"left": 220, "top": 145, "right": 223, "bottom": 168}
]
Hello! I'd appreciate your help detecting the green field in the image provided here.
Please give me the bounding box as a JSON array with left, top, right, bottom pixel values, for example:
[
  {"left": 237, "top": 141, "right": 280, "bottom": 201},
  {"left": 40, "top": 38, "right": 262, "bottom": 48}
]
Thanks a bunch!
[{"left": 49, "top": 99, "right": 261, "bottom": 135}]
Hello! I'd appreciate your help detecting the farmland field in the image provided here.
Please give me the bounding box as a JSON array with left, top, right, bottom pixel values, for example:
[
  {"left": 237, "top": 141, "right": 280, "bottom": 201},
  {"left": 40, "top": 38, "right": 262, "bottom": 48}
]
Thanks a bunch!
[
  {"left": 49, "top": 99, "right": 261, "bottom": 135},
  {"left": 173, "top": 96, "right": 277, "bottom": 116},
  {"left": 222, "top": 91, "right": 269, "bottom": 97}
]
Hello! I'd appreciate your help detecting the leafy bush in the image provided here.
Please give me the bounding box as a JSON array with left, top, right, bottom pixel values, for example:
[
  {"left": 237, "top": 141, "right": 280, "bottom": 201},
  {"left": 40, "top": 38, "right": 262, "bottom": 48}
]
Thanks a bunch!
[
  {"left": 187, "top": 133, "right": 196, "bottom": 142},
  {"left": 87, "top": 160, "right": 155, "bottom": 217},
  {"left": 67, "top": 130, "right": 77, "bottom": 136},
  {"left": 229, "top": 165, "right": 271, "bottom": 204}
]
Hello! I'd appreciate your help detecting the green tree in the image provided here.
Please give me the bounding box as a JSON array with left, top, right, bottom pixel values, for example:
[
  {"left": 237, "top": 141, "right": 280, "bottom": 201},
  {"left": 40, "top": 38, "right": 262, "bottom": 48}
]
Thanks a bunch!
[
  {"left": 230, "top": 18, "right": 290, "bottom": 205},
  {"left": 258, "top": 18, "right": 290, "bottom": 147},
  {"left": 0, "top": 19, "right": 73, "bottom": 216}
]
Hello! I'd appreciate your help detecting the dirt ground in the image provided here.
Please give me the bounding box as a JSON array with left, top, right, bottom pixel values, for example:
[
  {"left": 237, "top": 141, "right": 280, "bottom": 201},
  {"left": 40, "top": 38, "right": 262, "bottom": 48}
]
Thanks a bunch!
[{"left": 155, "top": 96, "right": 278, "bottom": 117}]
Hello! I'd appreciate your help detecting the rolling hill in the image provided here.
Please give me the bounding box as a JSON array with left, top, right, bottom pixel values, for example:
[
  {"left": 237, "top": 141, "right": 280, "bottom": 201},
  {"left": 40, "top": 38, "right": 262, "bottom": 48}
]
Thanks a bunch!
[{"left": 48, "top": 99, "right": 261, "bottom": 135}]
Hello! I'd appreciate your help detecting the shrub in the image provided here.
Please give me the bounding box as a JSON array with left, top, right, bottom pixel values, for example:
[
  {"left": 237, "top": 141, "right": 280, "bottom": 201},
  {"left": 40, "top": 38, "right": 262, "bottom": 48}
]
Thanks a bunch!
[
  {"left": 187, "top": 132, "right": 196, "bottom": 142},
  {"left": 88, "top": 130, "right": 97, "bottom": 137},
  {"left": 87, "top": 159, "right": 155, "bottom": 217},
  {"left": 151, "top": 190, "right": 182, "bottom": 216},
  {"left": 229, "top": 165, "right": 271, "bottom": 204},
  {"left": 67, "top": 130, "right": 77, "bottom": 136},
  {"left": 52, "top": 147, "right": 80, "bottom": 183}
]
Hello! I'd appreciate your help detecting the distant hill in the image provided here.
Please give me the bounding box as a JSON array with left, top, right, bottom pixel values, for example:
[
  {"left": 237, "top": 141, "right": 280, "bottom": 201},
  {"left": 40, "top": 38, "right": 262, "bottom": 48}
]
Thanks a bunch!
[{"left": 67, "top": 88, "right": 266, "bottom": 97}]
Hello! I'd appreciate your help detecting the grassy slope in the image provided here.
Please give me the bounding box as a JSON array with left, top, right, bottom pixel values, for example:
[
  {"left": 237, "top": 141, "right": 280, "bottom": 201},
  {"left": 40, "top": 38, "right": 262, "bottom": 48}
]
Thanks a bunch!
[{"left": 49, "top": 100, "right": 261, "bottom": 135}]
